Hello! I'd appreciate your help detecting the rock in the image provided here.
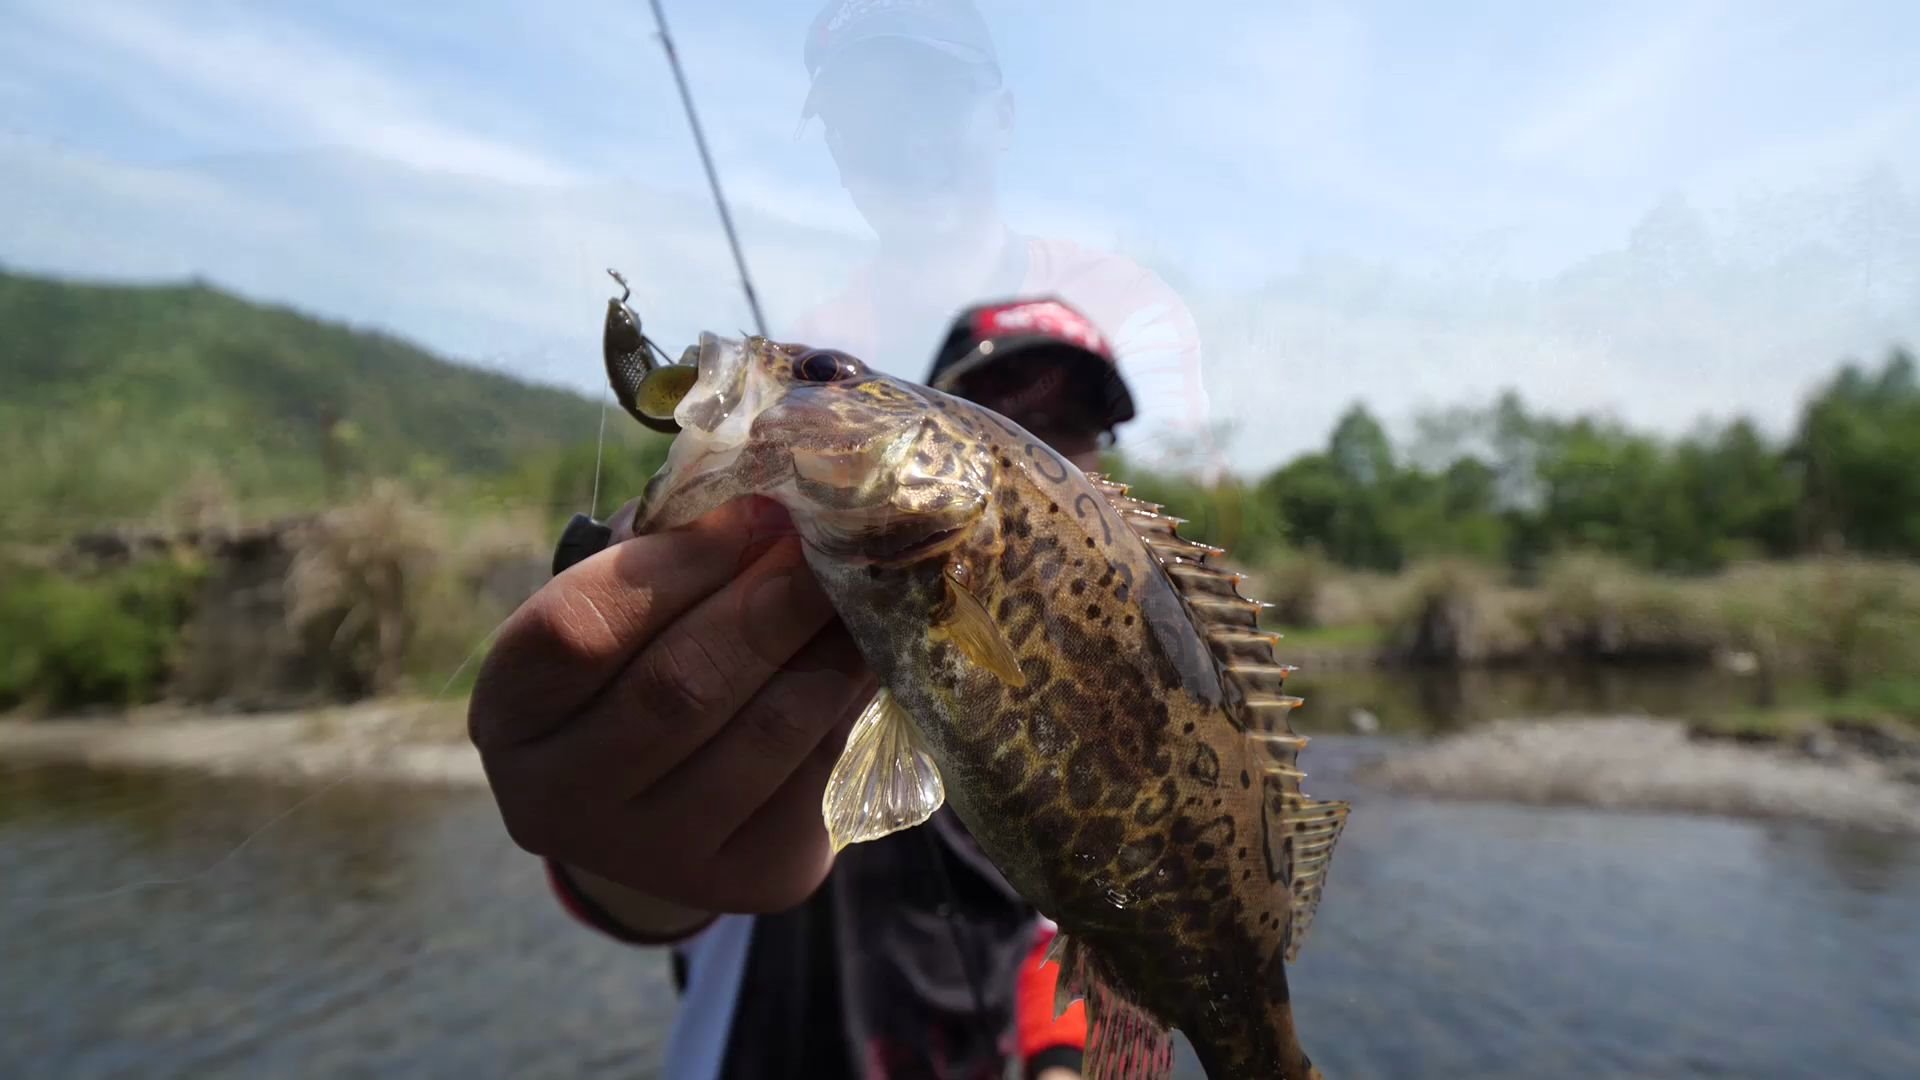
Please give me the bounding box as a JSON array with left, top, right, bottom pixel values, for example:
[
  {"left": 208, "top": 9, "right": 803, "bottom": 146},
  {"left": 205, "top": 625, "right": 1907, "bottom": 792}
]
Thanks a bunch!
[
  {"left": 1797, "top": 729, "right": 1842, "bottom": 761},
  {"left": 1354, "top": 716, "right": 1920, "bottom": 835},
  {"left": 1826, "top": 718, "right": 1919, "bottom": 761}
]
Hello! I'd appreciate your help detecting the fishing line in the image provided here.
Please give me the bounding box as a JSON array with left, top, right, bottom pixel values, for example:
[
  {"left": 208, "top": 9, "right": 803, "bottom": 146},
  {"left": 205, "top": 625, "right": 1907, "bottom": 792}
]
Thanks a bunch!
[
  {"left": 590, "top": 382, "right": 611, "bottom": 521},
  {"left": 14, "top": 769, "right": 364, "bottom": 911}
]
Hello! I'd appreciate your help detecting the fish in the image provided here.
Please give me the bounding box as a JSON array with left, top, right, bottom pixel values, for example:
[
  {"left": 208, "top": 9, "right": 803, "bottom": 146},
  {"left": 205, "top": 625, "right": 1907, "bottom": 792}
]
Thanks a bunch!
[{"left": 625, "top": 331, "right": 1350, "bottom": 1080}]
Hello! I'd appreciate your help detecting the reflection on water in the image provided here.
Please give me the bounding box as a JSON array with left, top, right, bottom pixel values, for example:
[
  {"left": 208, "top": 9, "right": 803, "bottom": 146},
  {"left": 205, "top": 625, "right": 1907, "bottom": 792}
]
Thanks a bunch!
[
  {"left": 3, "top": 737, "right": 1918, "bottom": 1079},
  {"left": 1288, "top": 664, "right": 1777, "bottom": 736}
]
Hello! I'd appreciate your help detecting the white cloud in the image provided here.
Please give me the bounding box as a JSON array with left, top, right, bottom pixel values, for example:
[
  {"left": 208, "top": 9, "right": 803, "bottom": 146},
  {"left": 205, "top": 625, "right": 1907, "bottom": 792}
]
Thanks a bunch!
[{"left": 12, "top": 0, "right": 577, "bottom": 186}]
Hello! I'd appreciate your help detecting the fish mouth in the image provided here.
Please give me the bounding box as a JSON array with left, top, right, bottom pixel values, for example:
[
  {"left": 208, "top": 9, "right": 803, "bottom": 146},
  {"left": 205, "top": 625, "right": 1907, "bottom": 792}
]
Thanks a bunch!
[
  {"left": 809, "top": 514, "right": 967, "bottom": 567},
  {"left": 856, "top": 523, "right": 965, "bottom": 566}
]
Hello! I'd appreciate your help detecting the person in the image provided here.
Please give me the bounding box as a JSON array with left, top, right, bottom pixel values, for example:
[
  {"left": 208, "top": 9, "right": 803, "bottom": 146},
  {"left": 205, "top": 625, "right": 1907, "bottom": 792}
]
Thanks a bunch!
[
  {"left": 469, "top": 298, "right": 1137, "bottom": 1080},
  {"left": 786, "top": 0, "right": 1217, "bottom": 477}
]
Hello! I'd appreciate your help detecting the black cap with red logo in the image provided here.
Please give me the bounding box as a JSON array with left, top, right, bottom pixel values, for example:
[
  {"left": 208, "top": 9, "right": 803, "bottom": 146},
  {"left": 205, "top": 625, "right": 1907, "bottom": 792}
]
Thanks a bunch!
[{"left": 927, "top": 297, "right": 1137, "bottom": 436}]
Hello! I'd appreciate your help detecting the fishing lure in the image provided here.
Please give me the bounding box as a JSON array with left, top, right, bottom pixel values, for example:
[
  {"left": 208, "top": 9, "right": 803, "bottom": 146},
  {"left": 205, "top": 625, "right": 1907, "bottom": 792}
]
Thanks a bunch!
[{"left": 603, "top": 268, "right": 698, "bottom": 435}]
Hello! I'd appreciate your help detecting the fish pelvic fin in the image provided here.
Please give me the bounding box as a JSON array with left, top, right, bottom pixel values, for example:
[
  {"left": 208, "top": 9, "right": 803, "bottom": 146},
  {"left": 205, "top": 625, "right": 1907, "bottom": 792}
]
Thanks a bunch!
[
  {"left": 1049, "top": 934, "right": 1174, "bottom": 1080},
  {"left": 822, "top": 688, "right": 946, "bottom": 853}
]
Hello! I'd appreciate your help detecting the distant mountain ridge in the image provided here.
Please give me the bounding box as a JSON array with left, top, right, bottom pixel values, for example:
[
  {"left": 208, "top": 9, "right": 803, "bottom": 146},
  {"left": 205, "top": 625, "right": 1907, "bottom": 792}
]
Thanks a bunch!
[{"left": 0, "top": 269, "right": 640, "bottom": 539}]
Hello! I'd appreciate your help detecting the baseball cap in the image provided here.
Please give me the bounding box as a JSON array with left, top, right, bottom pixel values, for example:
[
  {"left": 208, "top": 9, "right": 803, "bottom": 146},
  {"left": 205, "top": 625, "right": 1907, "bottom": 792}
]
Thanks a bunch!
[
  {"left": 927, "top": 297, "right": 1138, "bottom": 433},
  {"left": 801, "top": 0, "right": 1001, "bottom": 120}
]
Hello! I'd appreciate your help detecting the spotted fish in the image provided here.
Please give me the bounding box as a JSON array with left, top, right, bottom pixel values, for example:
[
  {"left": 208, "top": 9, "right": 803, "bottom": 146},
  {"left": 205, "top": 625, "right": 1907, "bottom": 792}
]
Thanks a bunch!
[{"left": 626, "top": 332, "right": 1350, "bottom": 1080}]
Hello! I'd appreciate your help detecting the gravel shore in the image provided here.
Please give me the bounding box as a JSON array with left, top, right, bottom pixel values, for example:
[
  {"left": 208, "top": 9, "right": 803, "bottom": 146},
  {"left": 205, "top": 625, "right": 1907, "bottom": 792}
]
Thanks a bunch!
[
  {"left": 0, "top": 700, "right": 486, "bottom": 787},
  {"left": 1352, "top": 716, "right": 1920, "bottom": 834},
  {"left": 8, "top": 706, "right": 1919, "bottom": 834}
]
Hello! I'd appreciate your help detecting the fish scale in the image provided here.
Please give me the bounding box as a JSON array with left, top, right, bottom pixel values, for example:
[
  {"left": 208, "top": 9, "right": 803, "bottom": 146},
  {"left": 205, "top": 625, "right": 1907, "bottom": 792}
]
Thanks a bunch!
[{"left": 624, "top": 331, "right": 1350, "bottom": 1080}]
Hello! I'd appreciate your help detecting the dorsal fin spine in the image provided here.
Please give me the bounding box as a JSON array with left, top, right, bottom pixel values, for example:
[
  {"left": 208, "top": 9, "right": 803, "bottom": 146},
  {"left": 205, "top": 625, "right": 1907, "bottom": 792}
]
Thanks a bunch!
[
  {"left": 1093, "top": 481, "right": 1310, "bottom": 778},
  {"left": 1095, "top": 474, "right": 1351, "bottom": 963}
]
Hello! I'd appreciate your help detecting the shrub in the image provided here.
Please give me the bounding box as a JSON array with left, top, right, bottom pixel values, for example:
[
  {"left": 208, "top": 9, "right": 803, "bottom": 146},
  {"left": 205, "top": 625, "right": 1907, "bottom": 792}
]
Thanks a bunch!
[
  {"left": 0, "top": 552, "right": 206, "bottom": 712},
  {"left": 1375, "top": 558, "right": 1524, "bottom": 664},
  {"left": 1524, "top": 551, "right": 1720, "bottom": 662}
]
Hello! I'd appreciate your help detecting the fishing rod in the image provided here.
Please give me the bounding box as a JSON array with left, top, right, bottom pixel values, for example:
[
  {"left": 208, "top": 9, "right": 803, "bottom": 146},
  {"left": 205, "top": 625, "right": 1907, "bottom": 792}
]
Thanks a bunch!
[{"left": 645, "top": 0, "right": 768, "bottom": 338}]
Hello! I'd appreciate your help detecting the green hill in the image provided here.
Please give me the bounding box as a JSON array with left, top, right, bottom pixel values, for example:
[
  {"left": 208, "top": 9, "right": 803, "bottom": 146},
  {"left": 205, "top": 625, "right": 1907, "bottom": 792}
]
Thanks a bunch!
[{"left": 0, "top": 270, "right": 664, "bottom": 540}]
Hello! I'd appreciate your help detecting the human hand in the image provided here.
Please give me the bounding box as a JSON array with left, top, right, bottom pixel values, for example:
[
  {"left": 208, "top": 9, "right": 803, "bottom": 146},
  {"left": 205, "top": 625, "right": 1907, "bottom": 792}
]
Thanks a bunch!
[{"left": 468, "top": 494, "right": 875, "bottom": 922}]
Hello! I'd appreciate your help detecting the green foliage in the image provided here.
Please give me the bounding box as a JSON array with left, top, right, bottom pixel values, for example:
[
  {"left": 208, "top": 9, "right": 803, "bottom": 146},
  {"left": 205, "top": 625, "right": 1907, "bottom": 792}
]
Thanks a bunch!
[
  {"left": 1100, "top": 455, "right": 1289, "bottom": 565},
  {"left": 1854, "top": 676, "right": 1920, "bottom": 719},
  {"left": 0, "top": 271, "right": 617, "bottom": 540},
  {"left": 1792, "top": 350, "right": 1920, "bottom": 554},
  {"left": 4, "top": 269, "right": 1917, "bottom": 712},
  {"left": 0, "top": 270, "right": 673, "bottom": 711},
  {"left": 476, "top": 427, "right": 674, "bottom": 537},
  {"left": 1108, "top": 347, "right": 1917, "bottom": 577},
  {"left": 0, "top": 553, "right": 206, "bottom": 711}
]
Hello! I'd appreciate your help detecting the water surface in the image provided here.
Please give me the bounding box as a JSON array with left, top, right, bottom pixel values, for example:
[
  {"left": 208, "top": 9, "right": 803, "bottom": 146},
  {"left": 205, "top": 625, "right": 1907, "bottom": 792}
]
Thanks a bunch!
[{"left": 3, "top": 716, "right": 1917, "bottom": 1078}]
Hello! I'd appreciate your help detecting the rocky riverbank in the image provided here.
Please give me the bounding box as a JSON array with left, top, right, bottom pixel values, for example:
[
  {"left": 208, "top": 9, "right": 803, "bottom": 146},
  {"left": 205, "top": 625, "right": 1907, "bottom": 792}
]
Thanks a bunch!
[
  {"left": 0, "top": 699, "right": 484, "bottom": 787},
  {"left": 7, "top": 703, "right": 1920, "bottom": 833},
  {"left": 1353, "top": 715, "right": 1920, "bottom": 834}
]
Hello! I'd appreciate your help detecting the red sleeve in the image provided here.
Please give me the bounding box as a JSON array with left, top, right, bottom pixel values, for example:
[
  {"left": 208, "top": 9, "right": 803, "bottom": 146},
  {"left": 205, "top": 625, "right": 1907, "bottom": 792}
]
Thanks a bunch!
[
  {"left": 544, "top": 859, "right": 715, "bottom": 946},
  {"left": 1016, "top": 920, "right": 1087, "bottom": 1068}
]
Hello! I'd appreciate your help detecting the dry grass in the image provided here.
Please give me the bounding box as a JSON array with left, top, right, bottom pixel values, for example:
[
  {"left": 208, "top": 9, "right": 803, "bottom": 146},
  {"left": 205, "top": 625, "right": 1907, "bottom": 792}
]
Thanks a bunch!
[
  {"left": 285, "top": 487, "right": 551, "bottom": 700},
  {"left": 1248, "top": 548, "right": 1920, "bottom": 686},
  {"left": 1246, "top": 548, "right": 1399, "bottom": 631},
  {"left": 285, "top": 481, "right": 448, "bottom": 697},
  {"left": 1712, "top": 556, "right": 1920, "bottom": 697}
]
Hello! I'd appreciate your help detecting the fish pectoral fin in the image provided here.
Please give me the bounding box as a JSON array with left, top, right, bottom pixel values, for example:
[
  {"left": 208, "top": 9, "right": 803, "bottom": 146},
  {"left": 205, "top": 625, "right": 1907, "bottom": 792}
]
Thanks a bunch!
[
  {"left": 1050, "top": 934, "right": 1174, "bottom": 1080},
  {"left": 1262, "top": 782, "right": 1352, "bottom": 963},
  {"left": 935, "top": 572, "right": 1027, "bottom": 687},
  {"left": 822, "top": 688, "right": 946, "bottom": 853}
]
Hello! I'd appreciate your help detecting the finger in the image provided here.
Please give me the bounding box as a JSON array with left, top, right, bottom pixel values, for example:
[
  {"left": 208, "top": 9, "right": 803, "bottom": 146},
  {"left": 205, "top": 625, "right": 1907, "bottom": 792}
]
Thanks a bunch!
[
  {"left": 703, "top": 699, "right": 865, "bottom": 910},
  {"left": 474, "top": 554, "right": 852, "bottom": 861},
  {"left": 564, "top": 533, "right": 841, "bottom": 788},
  {"left": 508, "top": 535, "right": 846, "bottom": 814},
  {"left": 607, "top": 494, "right": 792, "bottom": 544},
  {"left": 493, "top": 626, "right": 867, "bottom": 892},
  {"left": 630, "top": 622, "right": 872, "bottom": 852},
  {"left": 469, "top": 495, "right": 792, "bottom": 749}
]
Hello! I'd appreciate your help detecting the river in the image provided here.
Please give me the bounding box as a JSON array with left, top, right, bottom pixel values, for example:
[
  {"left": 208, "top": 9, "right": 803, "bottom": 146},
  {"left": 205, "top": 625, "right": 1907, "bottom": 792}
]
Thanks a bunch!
[{"left": 3, "top": 675, "right": 1918, "bottom": 1079}]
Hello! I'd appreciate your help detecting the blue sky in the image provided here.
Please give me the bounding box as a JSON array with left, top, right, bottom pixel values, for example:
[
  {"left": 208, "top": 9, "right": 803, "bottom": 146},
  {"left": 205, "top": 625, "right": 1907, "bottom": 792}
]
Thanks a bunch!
[{"left": 4, "top": 0, "right": 1918, "bottom": 473}]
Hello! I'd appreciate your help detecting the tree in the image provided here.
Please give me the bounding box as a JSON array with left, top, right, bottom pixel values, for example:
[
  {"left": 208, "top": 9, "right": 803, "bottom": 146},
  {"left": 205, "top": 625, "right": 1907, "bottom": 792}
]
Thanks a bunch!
[
  {"left": 1791, "top": 349, "right": 1920, "bottom": 554},
  {"left": 1327, "top": 403, "right": 1393, "bottom": 488}
]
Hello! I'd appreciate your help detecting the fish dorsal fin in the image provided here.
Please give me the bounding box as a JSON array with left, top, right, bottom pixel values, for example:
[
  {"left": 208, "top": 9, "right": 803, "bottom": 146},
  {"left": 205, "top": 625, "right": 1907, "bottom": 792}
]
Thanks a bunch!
[
  {"left": 822, "top": 688, "right": 946, "bottom": 853},
  {"left": 1094, "top": 472, "right": 1350, "bottom": 960},
  {"left": 1049, "top": 933, "right": 1174, "bottom": 1080}
]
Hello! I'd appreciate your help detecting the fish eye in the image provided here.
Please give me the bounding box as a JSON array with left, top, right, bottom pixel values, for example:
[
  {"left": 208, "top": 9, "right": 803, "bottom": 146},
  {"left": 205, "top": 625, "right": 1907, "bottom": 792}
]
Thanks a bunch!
[{"left": 793, "top": 349, "right": 858, "bottom": 383}]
